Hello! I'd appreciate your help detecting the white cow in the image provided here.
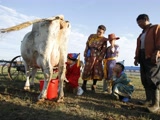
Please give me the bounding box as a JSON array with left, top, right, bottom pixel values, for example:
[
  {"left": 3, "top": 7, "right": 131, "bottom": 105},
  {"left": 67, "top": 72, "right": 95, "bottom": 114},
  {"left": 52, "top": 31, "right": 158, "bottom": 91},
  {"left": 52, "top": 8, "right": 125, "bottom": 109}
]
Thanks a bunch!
[{"left": 1, "top": 15, "right": 71, "bottom": 102}]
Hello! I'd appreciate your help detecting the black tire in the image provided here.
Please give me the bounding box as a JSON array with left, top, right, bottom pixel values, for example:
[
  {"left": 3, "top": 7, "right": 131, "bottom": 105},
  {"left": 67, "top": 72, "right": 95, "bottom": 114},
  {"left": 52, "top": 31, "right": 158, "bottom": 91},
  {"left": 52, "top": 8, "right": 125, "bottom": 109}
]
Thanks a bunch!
[
  {"left": 1, "top": 62, "right": 10, "bottom": 80},
  {"left": 8, "top": 55, "right": 26, "bottom": 81}
]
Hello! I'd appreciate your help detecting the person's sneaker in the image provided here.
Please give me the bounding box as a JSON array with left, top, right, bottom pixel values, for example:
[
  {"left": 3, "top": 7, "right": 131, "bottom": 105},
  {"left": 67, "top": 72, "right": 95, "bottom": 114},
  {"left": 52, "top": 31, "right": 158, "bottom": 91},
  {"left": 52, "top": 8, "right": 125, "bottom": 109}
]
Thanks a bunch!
[
  {"left": 103, "top": 89, "right": 108, "bottom": 94},
  {"left": 77, "top": 87, "right": 84, "bottom": 95},
  {"left": 103, "top": 89, "right": 112, "bottom": 94},
  {"left": 122, "top": 97, "right": 129, "bottom": 102},
  {"left": 112, "top": 93, "right": 119, "bottom": 100},
  {"left": 107, "top": 87, "right": 112, "bottom": 94}
]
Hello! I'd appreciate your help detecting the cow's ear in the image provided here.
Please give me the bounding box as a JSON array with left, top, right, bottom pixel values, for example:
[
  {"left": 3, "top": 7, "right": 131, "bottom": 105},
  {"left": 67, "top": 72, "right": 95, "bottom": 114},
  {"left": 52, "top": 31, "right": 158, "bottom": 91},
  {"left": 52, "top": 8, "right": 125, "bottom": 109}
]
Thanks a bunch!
[
  {"left": 55, "top": 16, "right": 60, "bottom": 19},
  {"left": 65, "top": 21, "right": 70, "bottom": 28},
  {"left": 55, "top": 15, "right": 64, "bottom": 20},
  {"left": 60, "top": 21, "right": 70, "bottom": 29}
]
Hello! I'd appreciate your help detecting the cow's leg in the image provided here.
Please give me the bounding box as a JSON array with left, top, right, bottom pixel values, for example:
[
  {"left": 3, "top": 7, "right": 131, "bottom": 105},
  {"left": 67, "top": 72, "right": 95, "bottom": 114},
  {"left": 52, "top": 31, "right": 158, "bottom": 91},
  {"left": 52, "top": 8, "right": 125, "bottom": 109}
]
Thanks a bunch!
[
  {"left": 24, "top": 62, "right": 31, "bottom": 90},
  {"left": 56, "top": 42, "right": 68, "bottom": 102},
  {"left": 57, "top": 60, "right": 67, "bottom": 102},
  {"left": 57, "top": 65, "right": 65, "bottom": 102},
  {"left": 38, "top": 69, "right": 52, "bottom": 100},
  {"left": 30, "top": 68, "right": 37, "bottom": 86},
  {"left": 38, "top": 77, "right": 48, "bottom": 100},
  {"left": 38, "top": 61, "right": 53, "bottom": 100}
]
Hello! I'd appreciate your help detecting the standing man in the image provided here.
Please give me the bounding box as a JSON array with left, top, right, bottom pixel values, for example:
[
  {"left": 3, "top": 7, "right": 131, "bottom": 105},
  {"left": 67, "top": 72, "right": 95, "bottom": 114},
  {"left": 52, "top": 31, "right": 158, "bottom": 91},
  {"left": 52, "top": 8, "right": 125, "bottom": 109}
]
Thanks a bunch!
[
  {"left": 134, "top": 14, "right": 160, "bottom": 113},
  {"left": 82, "top": 25, "right": 107, "bottom": 92}
]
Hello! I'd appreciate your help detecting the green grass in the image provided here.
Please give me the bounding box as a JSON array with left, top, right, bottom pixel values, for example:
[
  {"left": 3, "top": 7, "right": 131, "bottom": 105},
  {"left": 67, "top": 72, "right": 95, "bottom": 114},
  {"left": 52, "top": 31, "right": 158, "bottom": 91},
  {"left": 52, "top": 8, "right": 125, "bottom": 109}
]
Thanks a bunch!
[{"left": 0, "top": 67, "right": 160, "bottom": 120}]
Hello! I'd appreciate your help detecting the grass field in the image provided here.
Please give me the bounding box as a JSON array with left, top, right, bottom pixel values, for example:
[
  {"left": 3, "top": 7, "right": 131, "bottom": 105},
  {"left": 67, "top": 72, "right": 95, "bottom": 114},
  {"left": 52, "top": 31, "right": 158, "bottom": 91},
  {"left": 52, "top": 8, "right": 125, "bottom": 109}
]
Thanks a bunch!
[{"left": 0, "top": 67, "right": 160, "bottom": 120}]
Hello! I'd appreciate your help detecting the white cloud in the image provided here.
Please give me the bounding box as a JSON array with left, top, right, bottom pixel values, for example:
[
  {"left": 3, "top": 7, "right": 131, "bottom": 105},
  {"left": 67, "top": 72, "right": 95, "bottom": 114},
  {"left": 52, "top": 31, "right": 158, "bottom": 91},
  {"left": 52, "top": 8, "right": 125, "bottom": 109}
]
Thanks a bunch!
[
  {"left": 0, "top": 5, "right": 37, "bottom": 27},
  {"left": 115, "top": 36, "right": 137, "bottom": 66},
  {"left": 0, "top": 5, "right": 36, "bottom": 60},
  {"left": 124, "top": 33, "right": 134, "bottom": 37},
  {"left": 67, "top": 31, "right": 88, "bottom": 62}
]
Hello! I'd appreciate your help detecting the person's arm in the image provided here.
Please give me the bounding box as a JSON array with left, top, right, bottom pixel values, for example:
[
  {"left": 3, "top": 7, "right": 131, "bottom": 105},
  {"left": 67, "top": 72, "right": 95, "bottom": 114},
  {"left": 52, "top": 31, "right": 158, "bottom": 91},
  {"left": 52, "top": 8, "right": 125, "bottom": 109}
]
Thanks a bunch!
[
  {"left": 67, "top": 64, "right": 80, "bottom": 87},
  {"left": 71, "top": 66, "right": 80, "bottom": 81},
  {"left": 134, "top": 35, "right": 141, "bottom": 66},
  {"left": 154, "top": 25, "right": 160, "bottom": 63},
  {"left": 155, "top": 25, "right": 160, "bottom": 50},
  {"left": 113, "top": 73, "right": 127, "bottom": 84},
  {"left": 97, "top": 38, "right": 107, "bottom": 61},
  {"left": 84, "top": 35, "right": 92, "bottom": 58},
  {"left": 111, "top": 47, "right": 115, "bottom": 53},
  {"left": 115, "top": 45, "right": 119, "bottom": 57}
]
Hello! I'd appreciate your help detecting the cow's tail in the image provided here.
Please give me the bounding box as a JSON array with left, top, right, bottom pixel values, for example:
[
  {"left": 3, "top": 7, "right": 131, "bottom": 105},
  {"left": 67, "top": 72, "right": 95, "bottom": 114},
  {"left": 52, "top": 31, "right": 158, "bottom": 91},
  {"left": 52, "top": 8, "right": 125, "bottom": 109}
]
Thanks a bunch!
[
  {"left": 0, "top": 15, "right": 64, "bottom": 33},
  {"left": 0, "top": 15, "right": 65, "bottom": 33},
  {"left": 0, "top": 19, "right": 42, "bottom": 33}
]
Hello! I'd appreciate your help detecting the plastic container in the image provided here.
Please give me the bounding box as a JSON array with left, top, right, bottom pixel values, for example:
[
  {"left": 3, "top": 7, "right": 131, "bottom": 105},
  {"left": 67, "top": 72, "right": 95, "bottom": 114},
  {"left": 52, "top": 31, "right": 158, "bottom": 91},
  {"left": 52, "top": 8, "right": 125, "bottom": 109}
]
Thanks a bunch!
[{"left": 40, "top": 79, "right": 59, "bottom": 100}]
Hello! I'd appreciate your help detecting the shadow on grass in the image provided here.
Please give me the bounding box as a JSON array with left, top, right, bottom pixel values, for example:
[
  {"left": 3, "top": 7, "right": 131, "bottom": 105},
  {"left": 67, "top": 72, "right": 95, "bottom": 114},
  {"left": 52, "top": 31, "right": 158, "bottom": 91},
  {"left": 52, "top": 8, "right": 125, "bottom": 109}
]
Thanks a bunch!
[
  {"left": 76, "top": 91, "right": 160, "bottom": 120},
  {"left": 0, "top": 79, "right": 42, "bottom": 103},
  {"left": 1, "top": 79, "right": 160, "bottom": 120},
  {"left": 0, "top": 100, "right": 90, "bottom": 120}
]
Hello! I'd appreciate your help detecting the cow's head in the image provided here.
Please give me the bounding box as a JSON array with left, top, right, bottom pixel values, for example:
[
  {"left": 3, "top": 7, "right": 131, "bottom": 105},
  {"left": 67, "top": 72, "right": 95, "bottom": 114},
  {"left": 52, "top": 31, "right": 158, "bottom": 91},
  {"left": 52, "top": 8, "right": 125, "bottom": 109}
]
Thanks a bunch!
[{"left": 35, "top": 15, "right": 70, "bottom": 40}]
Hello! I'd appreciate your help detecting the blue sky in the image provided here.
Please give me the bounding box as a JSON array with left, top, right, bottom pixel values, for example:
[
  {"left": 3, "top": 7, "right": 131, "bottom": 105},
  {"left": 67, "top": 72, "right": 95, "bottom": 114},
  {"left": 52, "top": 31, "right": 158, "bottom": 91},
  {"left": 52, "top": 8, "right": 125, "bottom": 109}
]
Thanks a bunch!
[{"left": 0, "top": 0, "right": 160, "bottom": 65}]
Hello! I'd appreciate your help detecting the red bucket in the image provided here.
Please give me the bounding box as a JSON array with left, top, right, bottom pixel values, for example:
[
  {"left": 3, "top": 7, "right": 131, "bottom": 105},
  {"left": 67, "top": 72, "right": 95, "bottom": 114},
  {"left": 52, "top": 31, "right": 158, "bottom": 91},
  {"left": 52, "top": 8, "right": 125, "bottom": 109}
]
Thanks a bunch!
[{"left": 40, "top": 79, "right": 59, "bottom": 100}]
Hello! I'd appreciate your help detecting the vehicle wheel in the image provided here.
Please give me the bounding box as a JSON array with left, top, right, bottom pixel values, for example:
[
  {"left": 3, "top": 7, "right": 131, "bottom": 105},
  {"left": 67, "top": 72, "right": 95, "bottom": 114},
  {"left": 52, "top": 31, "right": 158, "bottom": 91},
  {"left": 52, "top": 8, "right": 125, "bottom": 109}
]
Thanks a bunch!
[
  {"left": 8, "top": 55, "right": 26, "bottom": 81},
  {"left": 1, "top": 62, "right": 10, "bottom": 80}
]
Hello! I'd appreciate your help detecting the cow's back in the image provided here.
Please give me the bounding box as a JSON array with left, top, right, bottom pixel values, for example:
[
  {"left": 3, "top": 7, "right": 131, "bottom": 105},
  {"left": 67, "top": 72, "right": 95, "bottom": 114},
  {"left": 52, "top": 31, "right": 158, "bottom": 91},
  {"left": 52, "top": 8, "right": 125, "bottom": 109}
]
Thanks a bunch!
[{"left": 21, "top": 19, "right": 63, "bottom": 68}]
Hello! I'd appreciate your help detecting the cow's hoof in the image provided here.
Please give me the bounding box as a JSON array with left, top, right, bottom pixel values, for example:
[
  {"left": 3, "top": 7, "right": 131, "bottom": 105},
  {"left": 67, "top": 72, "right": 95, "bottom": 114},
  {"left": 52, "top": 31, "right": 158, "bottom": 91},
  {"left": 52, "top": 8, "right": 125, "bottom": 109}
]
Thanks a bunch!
[
  {"left": 24, "top": 86, "right": 30, "bottom": 90},
  {"left": 38, "top": 94, "right": 47, "bottom": 100},
  {"left": 38, "top": 98, "right": 45, "bottom": 102},
  {"left": 57, "top": 97, "right": 64, "bottom": 103}
]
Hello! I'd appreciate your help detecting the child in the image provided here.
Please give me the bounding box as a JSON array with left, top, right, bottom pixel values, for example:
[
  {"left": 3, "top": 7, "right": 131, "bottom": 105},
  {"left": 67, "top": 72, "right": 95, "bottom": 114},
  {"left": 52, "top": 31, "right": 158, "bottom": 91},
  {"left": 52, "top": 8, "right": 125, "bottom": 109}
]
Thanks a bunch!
[
  {"left": 65, "top": 53, "right": 84, "bottom": 95},
  {"left": 103, "top": 33, "right": 120, "bottom": 93},
  {"left": 111, "top": 62, "right": 134, "bottom": 102}
]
